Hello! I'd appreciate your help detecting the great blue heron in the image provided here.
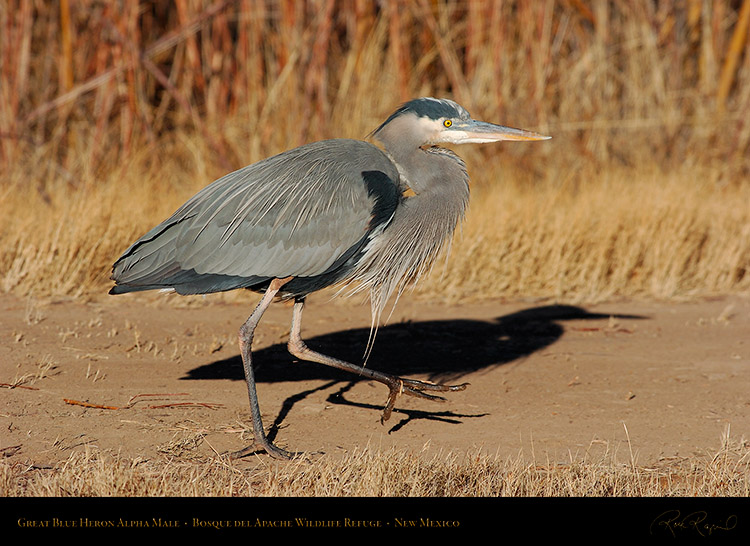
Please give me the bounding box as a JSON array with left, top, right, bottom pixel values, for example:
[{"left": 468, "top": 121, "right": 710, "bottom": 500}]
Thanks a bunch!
[{"left": 110, "top": 97, "right": 550, "bottom": 459}]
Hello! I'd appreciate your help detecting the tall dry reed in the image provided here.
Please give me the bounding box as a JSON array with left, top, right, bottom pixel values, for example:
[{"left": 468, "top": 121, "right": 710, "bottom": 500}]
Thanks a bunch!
[{"left": 1, "top": 1, "right": 749, "bottom": 301}]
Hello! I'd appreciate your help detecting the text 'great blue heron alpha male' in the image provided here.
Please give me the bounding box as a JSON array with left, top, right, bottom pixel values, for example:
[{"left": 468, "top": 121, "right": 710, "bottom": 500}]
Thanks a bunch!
[{"left": 110, "top": 98, "right": 550, "bottom": 459}]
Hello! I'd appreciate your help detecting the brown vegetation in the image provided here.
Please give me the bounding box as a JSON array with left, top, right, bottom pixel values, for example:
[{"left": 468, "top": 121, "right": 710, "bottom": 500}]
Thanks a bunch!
[
  {"left": 3, "top": 436, "right": 749, "bottom": 496},
  {"left": 2, "top": 0, "right": 749, "bottom": 301},
  {"left": 1, "top": 1, "right": 749, "bottom": 497}
]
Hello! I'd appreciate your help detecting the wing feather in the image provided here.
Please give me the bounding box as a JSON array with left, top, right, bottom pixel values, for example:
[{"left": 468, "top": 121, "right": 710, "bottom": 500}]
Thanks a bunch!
[{"left": 111, "top": 139, "right": 400, "bottom": 293}]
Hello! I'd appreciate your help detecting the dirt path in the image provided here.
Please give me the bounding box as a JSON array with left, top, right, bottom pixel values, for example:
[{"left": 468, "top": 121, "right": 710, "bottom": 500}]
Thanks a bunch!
[{"left": 2, "top": 292, "right": 748, "bottom": 466}]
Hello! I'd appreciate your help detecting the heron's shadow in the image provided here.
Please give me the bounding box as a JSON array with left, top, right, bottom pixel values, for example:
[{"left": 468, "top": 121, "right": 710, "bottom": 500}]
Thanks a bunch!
[{"left": 184, "top": 305, "right": 644, "bottom": 434}]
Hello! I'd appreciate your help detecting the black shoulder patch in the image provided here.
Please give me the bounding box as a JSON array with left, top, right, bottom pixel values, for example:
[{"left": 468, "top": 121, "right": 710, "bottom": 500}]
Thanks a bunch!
[{"left": 361, "top": 170, "right": 400, "bottom": 229}]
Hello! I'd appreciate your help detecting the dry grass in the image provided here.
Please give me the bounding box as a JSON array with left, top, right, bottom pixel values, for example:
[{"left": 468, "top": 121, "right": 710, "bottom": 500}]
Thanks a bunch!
[
  {"left": 2, "top": 1, "right": 749, "bottom": 302},
  {"left": 3, "top": 430, "right": 748, "bottom": 497},
  {"left": 4, "top": 146, "right": 748, "bottom": 303},
  {"left": 3, "top": 135, "right": 748, "bottom": 302},
  {"left": 2, "top": 2, "right": 750, "bottom": 498},
  {"left": 420, "top": 162, "right": 750, "bottom": 304}
]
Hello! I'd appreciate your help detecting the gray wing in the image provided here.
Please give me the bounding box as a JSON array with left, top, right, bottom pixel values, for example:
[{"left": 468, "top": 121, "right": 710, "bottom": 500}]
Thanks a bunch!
[{"left": 110, "top": 139, "right": 401, "bottom": 295}]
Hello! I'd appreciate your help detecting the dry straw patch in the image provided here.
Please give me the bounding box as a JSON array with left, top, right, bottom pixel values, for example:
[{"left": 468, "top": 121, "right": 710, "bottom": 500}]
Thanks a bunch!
[
  {"left": 2, "top": 1, "right": 749, "bottom": 302},
  {"left": 2, "top": 1, "right": 750, "bottom": 496},
  {"left": 4, "top": 151, "right": 748, "bottom": 302},
  {"left": 421, "top": 163, "right": 750, "bottom": 304},
  {"left": 3, "top": 433, "right": 749, "bottom": 497}
]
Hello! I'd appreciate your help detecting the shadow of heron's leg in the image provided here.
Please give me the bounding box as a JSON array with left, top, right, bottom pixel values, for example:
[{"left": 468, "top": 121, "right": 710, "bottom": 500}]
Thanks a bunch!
[
  {"left": 230, "top": 277, "right": 300, "bottom": 460},
  {"left": 287, "top": 298, "right": 469, "bottom": 422}
]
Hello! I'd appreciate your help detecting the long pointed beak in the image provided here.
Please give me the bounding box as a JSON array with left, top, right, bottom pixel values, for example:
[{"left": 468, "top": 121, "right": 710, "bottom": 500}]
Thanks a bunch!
[{"left": 441, "top": 119, "right": 551, "bottom": 144}]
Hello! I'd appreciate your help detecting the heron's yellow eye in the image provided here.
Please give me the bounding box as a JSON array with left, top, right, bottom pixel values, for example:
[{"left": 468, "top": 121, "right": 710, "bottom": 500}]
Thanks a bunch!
[{"left": 444, "top": 119, "right": 452, "bottom": 127}]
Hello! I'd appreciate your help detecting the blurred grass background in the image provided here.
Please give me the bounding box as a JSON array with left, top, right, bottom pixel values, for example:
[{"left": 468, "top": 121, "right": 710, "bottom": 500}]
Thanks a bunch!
[{"left": 1, "top": 0, "right": 749, "bottom": 301}]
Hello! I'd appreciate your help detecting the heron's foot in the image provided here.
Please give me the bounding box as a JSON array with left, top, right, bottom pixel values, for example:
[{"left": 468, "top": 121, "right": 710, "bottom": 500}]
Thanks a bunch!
[
  {"left": 380, "top": 377, "right": 469, "bottom": 423},
  {"left": 229, "top": 438, "right": 301, "bottom": 461}
]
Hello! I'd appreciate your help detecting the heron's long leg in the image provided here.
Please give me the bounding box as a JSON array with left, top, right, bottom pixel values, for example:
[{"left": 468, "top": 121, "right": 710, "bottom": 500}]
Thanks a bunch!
[
  {"left": 231, "top": 277, "right": 297, "bottom": 460},
  {"left": 287, "top": 298, "right": 468, "bottom": 422}
]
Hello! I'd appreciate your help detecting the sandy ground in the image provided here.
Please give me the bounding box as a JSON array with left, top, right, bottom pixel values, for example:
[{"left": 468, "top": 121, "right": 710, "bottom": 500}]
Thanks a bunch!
[{"left": 2, "top": 291, "right": 749, "bottom": 468}]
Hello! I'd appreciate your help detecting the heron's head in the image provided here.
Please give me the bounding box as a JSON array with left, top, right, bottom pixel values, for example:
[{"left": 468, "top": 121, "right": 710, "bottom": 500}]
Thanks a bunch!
[{"left": 373, "top": 97, "right": 550, "bottom": 148}]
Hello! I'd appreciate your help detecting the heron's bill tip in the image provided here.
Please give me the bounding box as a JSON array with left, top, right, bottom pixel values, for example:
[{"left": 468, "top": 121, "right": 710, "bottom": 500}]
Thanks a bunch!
[
  {"left": 493, "top": 128, "right": 551, "bottom": 141},
  {"left": 453, "top": 121, "right": 551, "bottom": 143}
]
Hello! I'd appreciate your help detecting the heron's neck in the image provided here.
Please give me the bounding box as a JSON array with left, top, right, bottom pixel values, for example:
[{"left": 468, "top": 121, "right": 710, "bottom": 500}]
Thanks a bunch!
[
  {"left": 376, "top": 114, "right": 468, "bottom": 197},
  {"left": 382, "top": 145, "right": 471, "bottom": 282},
  {"left": 388, "top": 142, "right": 470, "bottom": 201},
  {"left": 399, "top": 147, "right": 470, "bottom": 255},
  {"left": 344, "top": 140, "right": 470, "bottom": 315}
]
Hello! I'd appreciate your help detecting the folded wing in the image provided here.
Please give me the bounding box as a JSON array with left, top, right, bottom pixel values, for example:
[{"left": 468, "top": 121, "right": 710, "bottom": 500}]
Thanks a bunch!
[{"left": 110, "top": 139, "right": 401, "bottom": 295}]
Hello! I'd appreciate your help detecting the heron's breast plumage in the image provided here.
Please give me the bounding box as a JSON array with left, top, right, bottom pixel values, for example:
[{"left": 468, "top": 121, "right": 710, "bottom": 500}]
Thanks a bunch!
[{"left": 341, "top": 154, "right": 470, "bottom": 324}]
